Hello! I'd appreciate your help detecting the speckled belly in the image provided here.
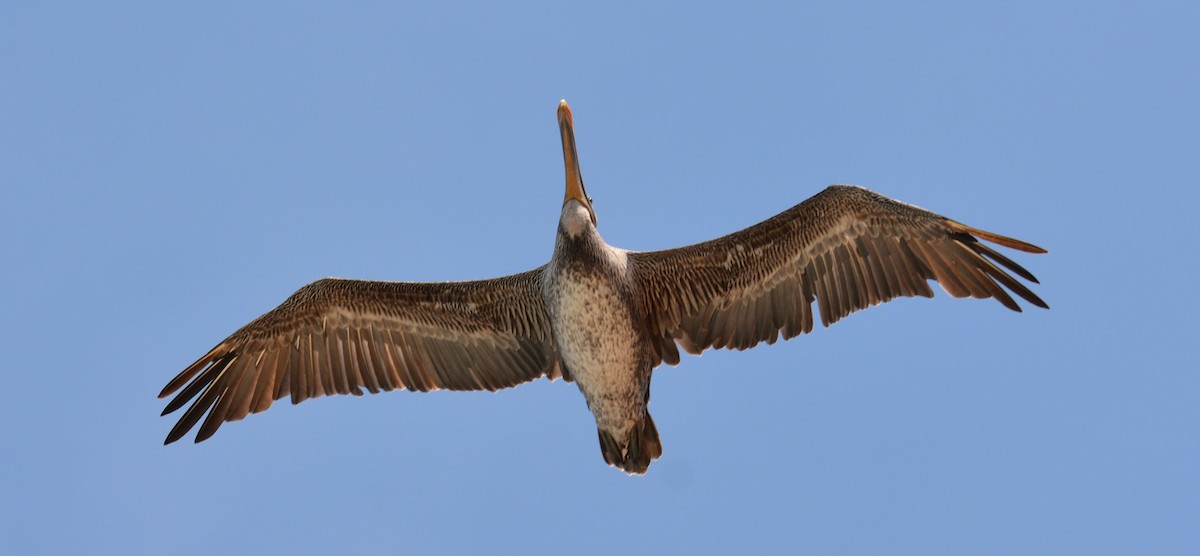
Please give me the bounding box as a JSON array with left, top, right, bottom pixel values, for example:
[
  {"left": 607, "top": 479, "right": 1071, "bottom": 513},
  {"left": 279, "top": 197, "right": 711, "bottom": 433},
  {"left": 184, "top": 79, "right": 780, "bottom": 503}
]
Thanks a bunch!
[{"left": 547, "top": 269, "right": 647, "bottom": 434}]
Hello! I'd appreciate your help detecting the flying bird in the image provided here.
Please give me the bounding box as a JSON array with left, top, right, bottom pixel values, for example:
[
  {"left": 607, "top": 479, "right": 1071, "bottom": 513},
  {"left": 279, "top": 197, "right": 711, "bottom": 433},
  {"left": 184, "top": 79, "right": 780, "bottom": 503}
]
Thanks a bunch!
[{"left": 159, "top": 100, "right": 1047, "bottom": 474}]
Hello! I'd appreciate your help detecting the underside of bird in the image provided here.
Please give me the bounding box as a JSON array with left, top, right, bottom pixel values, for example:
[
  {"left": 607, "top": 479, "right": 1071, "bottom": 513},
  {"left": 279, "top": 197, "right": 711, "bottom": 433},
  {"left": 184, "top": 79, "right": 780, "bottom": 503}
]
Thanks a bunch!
[{"left": 158, "top": 100, "right": 1048, "bottom": 475}]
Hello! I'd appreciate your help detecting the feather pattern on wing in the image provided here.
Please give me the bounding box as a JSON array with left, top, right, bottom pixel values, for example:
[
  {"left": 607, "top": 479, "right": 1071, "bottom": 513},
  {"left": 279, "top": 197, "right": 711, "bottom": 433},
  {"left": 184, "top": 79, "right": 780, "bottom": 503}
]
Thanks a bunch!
[
  {"left": 631, "top": 185, "right": 1047, "bottom": 359},
  {"left": 158, "top": 268, "right": 561, "bottom": 444}
]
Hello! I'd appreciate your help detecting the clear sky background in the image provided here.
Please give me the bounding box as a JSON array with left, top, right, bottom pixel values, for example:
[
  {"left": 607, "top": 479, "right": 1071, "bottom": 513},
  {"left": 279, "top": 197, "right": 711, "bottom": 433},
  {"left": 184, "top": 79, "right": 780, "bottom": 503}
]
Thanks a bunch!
[{"left": 3, "top": 2, "right": 1197, "bottom": 554}]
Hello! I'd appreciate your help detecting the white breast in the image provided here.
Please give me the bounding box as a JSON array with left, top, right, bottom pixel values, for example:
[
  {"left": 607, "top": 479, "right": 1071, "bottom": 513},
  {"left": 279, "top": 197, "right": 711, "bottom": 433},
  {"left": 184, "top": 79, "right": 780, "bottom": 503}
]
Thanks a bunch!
[{"left": 546, "top": 261, "right": 646, "bottom": 431}]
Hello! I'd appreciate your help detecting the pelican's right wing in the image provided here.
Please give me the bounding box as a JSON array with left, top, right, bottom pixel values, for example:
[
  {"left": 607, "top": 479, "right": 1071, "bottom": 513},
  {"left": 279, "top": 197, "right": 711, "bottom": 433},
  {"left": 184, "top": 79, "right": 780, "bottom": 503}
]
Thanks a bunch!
[
  {"left": 158, "top": 268, "right": 561, "bottom": 444},
  {"left": 630, "top": 185, "right": 1047, "bottom": 363}
]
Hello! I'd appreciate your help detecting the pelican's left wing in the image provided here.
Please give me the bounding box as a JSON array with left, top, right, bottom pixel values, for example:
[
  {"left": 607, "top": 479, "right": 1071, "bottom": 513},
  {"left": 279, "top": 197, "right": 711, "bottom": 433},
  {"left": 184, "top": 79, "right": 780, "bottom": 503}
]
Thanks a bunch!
[
  {"left": 630, "top": 185, "right": 1047, "bottom": 364},
  {"left": 159, "top": 268, "right": 560, "bottom": 444}
]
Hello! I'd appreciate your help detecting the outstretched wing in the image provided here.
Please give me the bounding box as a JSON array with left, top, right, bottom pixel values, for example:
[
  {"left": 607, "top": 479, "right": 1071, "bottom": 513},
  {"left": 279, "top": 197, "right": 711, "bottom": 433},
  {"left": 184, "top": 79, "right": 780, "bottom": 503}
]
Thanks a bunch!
[
  {"left": 159, "top": 268, "right": 560, "bottom": 444},
  {"left": 631, "top": 185, "right": 1047, "bottom": 361}
]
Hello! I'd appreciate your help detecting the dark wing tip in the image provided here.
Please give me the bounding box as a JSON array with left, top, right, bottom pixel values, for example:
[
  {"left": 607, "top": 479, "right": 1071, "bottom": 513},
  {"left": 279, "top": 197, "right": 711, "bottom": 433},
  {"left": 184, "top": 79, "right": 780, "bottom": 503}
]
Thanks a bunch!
[
  {"left": 946, "top": 224, "right": 1049, "bottom": 311},
  {"left": 159, "top": 348, "right": 238, "bottom": 443},
  {"left": 159, "top": 342, "right": 232, "bottom": 399},
  {"left": 1027, "top": 294, "right": 1050, "bottom": 310},
  {"left": 950, "top": 221, "right": 1047, "bottom": 254},
  {"left": 163, "top": 421, "right": 191, "bottom": 445}
]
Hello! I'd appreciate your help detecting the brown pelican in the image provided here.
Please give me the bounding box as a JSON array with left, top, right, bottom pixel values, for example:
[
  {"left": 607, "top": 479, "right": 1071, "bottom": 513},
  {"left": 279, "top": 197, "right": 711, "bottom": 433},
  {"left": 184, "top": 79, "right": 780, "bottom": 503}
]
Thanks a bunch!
[{"left": 159, "top": 100, "right": 1047, "bottom": 474}]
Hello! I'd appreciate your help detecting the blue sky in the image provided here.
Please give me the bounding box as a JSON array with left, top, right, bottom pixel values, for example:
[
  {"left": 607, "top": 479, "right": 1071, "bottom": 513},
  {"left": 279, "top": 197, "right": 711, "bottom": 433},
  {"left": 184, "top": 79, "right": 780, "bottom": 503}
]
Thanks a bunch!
[{"left": 3, "top": 2, "right": 1197, "bottom": 554}]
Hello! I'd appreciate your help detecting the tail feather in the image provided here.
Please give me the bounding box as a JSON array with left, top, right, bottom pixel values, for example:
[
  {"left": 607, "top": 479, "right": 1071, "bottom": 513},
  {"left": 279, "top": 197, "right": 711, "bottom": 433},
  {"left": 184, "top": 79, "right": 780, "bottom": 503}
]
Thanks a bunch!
[{"left": 598, "top": 413, "right": 662, "bottom": 475}]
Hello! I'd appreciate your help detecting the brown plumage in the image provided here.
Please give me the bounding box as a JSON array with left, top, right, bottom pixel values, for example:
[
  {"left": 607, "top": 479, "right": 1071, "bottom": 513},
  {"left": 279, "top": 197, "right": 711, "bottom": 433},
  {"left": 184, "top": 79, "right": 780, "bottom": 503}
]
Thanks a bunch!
[
  {"left": 631, "top": 185, "right": 1046, "bottom": 362},
  {"left": 159, "top": 272, "right": 562, "bottom": 445},
  {"left": 159, "top": 101, "right": 1047, "bottom": 474}
]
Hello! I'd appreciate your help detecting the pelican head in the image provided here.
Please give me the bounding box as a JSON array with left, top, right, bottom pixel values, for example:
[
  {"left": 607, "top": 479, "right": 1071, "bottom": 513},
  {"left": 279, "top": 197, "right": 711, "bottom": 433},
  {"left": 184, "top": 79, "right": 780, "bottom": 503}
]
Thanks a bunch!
[{"left": 558, "top": 100, "right": 597, "bottom": 228}]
